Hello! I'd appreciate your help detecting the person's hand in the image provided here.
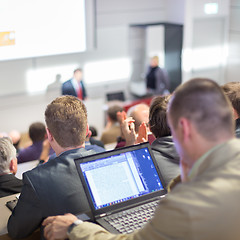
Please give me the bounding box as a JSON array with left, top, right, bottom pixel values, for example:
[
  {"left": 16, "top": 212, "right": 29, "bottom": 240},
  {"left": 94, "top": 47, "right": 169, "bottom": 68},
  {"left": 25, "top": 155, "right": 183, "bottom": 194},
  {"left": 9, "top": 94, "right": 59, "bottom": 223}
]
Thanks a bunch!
[
  {"left": 117, "top": 111, "right": 127, "bottom": 124},
  {"left": 117, "top": 111, "right": 127, "bottom": 139},
  {"left": 121, "top": 117, "right": 136, "bottom": 146},
  {"left": 136, "top": 122, "right": 148, "bottom": 144},
  {"left": 43, "top": 213, "right": 78, "bottom": 240}
]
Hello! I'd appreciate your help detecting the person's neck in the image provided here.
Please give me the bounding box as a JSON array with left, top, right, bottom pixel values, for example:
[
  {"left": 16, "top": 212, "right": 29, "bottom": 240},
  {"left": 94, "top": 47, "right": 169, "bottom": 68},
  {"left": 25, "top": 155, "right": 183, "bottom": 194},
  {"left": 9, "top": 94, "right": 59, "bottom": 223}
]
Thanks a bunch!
[
  {"left": 55, "top": 144, "right": 85, "bottom": 156},
  {"left": 188, "top": 136, "right": 233, "bottom": 169}
]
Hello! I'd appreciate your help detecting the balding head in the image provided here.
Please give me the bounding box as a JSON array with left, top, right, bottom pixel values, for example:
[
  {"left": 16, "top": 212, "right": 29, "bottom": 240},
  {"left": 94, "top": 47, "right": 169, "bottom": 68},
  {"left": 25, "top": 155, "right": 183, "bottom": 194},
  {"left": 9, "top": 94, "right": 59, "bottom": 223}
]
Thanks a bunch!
[
  {"left": 128, "top": 104, "right": 149, "bottom": 133},
  {"left": 168, "top": 78, "right": 234, "bottom": 141}
]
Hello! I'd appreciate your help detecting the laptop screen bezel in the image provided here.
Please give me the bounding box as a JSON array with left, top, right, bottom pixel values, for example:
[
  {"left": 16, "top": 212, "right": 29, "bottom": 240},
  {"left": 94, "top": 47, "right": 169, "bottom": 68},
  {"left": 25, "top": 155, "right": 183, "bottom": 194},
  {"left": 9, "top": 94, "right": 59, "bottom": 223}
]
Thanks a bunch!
[{"left": 74, "top": 142, "right": 167, "bottom": 217}]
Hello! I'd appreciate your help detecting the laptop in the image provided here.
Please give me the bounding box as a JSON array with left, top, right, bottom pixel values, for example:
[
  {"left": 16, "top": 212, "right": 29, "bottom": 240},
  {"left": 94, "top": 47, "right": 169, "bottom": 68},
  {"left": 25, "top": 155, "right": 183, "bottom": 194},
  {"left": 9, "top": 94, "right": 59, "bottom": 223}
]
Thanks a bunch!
[{"left": 75, "top": 142, "right": 166, "bottom": 234}]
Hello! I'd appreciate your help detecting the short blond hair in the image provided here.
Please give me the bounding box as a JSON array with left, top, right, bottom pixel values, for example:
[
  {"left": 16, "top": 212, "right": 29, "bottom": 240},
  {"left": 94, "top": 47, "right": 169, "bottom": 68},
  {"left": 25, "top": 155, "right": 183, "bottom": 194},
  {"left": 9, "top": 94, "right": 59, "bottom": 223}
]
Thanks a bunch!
[{"left": 45, "top": 96, "right": 87, "bottom": 148}]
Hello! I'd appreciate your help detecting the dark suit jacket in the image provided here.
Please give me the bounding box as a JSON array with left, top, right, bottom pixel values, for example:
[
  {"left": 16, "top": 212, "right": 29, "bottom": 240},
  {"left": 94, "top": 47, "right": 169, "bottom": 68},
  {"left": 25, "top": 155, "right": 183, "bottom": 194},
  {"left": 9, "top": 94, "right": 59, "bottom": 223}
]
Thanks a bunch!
[
  {"left": 0, "top": 174, "right": 23, "bottom": 198},
  {"left": 62, "top": 79, "right": 87, "bottom": 100},
  {"left": 7, "top": 148, "right": 96, "bottom": 239}
]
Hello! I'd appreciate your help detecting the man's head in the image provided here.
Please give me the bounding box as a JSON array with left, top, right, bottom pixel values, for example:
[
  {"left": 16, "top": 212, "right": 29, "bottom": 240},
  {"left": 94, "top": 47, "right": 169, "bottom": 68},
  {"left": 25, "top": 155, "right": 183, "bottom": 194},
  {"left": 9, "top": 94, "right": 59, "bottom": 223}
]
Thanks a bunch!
[
  {"left": 167, "top": 78, "right": 234, "bottom": 166},
  {"left": 222, "top": 82, "right": 240, "bottom": 120},
  {"left": 128, "top": 104, "right": 150, "bottom": 133},
  {"left": 29, "top": 122, "right": 46, "bottom": 143},
  {"left": 73, "top": 68, "right": 83, "bottom": 83},
  {"left": 149, "top": 95, "right": 171, "bottom": 138},
  {"left": 0, "top": 137, "right": 17, "bottom": 175},
  {"left": 45, "top": 95, "right": 87, "bottom": 149},
  {"left": 107, "top": 105, "right": 123, "bottom": 123},
  {"left": 150, "top": 56, "right": 159, "bottom": 68}
]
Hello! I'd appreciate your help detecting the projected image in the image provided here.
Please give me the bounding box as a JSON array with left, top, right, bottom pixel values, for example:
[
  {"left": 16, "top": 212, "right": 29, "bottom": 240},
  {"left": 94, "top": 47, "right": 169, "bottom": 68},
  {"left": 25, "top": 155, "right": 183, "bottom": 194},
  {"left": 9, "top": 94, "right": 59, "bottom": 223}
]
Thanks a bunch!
[{"left": 0, "top": 0, "right": 86, "bottom": 61}]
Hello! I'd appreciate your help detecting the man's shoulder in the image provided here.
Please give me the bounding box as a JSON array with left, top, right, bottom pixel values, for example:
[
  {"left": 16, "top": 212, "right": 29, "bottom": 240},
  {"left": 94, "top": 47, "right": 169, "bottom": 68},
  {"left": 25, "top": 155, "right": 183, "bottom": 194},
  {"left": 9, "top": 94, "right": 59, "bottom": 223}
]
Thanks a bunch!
[{"left": 24, "top": 148, "right": 96, "bottom": 179}]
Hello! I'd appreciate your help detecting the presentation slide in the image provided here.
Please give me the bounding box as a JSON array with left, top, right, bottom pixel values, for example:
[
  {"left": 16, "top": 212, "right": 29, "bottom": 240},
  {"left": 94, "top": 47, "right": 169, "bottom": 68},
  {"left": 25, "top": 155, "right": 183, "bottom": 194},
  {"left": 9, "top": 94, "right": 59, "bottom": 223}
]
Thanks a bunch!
[{"left": 0, "top": 0, "right": 86, "bottom": 61}]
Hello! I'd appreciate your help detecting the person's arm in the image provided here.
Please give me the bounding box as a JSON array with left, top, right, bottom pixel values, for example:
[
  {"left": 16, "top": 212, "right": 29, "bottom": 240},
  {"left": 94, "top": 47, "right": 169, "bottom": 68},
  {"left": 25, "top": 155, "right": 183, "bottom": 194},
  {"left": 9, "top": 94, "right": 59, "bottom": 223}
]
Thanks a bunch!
[
  {"left": 43, "top": 194, "right": 190, "bottom": 240},
  {"left": 7, "top": 172, "right": 43, "bottom": 239}
]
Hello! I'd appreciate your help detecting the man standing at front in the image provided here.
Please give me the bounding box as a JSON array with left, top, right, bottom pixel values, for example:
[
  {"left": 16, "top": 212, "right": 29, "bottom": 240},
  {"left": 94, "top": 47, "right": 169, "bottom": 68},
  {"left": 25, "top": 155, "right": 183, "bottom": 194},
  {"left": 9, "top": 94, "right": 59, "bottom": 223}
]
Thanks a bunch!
[
  {"left": 43, "top": 78, "right": 240, "bottom": 240},
  {"left": 62, "top": 68, "right": 87, "bottom": 100}
]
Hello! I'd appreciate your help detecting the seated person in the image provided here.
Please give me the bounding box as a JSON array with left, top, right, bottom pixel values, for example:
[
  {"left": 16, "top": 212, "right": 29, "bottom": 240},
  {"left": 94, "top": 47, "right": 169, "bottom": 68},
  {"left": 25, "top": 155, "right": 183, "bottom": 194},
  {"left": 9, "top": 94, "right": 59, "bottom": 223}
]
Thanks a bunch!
[
  {"left": 7, "top": 96, "right": 97, "bottom": 239},
  {"left": 17, "top": 122, "right": 47, "bottom": 163},
  {"left": 148, "top": 96, "right": 180, "bottom": 186},
  {"left": 89, "top": 126, "right": 105, "bottom": 148},
  {"left": 85, "top": 130, "right": 105, "bottom": 153},
  {"left": 0, "top": 137, "right": 23, "bottom": 198},
  {"left": 222, "top": 82, "right": 240, "bottom": 138},
  {"left": 116, "top": 104, "right": 155, "bottom": 148},
  {"left": 43, "top": 78, "right": 240, "bottom": 240},
  {"left": 100, "top": 105, "right": 123, "bottom": 145},
  {"left": 8, "top": 130, "right": 21, "bottom": 153}
]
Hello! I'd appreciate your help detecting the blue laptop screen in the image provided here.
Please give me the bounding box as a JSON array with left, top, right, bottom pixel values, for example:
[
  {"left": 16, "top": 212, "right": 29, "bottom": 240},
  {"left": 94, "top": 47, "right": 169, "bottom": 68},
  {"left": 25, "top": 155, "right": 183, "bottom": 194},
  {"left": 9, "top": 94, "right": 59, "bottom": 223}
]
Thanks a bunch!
[{"left": 79, "top": 147, "right": 164, "bottom": 210}]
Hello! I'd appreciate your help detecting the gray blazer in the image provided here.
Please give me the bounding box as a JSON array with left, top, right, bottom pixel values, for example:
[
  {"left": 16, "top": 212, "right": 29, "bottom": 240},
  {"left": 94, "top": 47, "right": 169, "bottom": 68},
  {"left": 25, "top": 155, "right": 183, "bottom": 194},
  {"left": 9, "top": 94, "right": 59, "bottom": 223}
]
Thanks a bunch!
[{"left": 8, "top": 148, "right": 96, "bottom": 239}]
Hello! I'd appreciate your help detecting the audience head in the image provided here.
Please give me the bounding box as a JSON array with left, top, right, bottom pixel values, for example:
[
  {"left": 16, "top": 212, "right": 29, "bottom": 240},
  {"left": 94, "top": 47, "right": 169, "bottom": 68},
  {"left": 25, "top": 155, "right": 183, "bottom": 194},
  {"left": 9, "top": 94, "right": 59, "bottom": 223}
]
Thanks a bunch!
[
  {"left": 45, "top": 95, "right": 87, "bottom": 149},
  {"left": 222, "top": 82, "right": 240, "bottom": 120},
  {"left": 73, "top": 68, "right": 83, "bottom": 83},
  {"left": 8, "top": 130, "right": 21, "bottom": 150},
  {"left": 150, "top": 56, "right": 159, "bottom": 68},
  {"left": 29, "top": 122, "right": 46, "bottom": 143},
  {"left": 0, "top": 137, "right": 17, "bottom": 175},
  {"left": 107, "top": 105, "right": 123, "bottom": 123},
  {"left": 89, "top": 126, "right": 98, "bottom": 137},
  {"left": 128, "top": 104, "right": 149, "bottom": 133},
  {"left": 167, "top": 78, "right": 234, "bottom": 165},
  {"left": 149, "top": 95, "right": 171, "bottom": 138}
]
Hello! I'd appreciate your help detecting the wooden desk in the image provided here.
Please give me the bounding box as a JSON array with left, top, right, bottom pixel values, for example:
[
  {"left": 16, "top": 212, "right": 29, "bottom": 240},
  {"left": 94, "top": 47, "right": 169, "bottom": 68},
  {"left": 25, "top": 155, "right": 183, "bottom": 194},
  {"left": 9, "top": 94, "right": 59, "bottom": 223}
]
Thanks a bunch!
[
  {"left": 0, "top": 195, "right": 40, "bottom": 239},
  {"left": 0, "top": 194, "right": 16, "bottom": 236}
]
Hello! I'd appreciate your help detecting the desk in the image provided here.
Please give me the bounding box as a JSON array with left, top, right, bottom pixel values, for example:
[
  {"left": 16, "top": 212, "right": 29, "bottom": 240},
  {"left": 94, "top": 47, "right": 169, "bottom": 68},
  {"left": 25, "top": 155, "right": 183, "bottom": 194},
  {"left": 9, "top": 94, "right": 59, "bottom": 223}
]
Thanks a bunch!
[
  {"left": 0, "top": 195, "right": 40, "bottom": 239},
  {"left": 0, "top": 194, "right": 16, "bottom": 236}
]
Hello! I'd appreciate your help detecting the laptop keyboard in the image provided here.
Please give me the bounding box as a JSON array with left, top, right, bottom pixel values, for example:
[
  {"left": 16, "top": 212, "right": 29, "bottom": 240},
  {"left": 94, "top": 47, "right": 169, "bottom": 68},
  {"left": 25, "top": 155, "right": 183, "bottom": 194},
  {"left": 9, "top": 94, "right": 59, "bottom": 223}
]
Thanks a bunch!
[{"left": 104, "top": 200, "right": 159, "bottom": 234}]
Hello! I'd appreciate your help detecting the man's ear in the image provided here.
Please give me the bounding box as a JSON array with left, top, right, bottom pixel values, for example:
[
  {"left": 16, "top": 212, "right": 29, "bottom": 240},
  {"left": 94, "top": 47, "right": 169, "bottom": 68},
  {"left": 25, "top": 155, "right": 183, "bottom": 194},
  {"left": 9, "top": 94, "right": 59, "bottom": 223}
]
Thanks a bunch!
[
  {"left": 86, "top": 124, "right": 89, "bottom": 137},
  {"left": 233, "top": 108, "right": 239, "bottom": 120},
  {"left": 178, "top": 117, "right": 191, "bottom": 142},
  {"left": 46, "top": 128, "right": 54, "bottom": 142},
  {"left": 9, "top": 158, "right": 18, "bottom": 175}
]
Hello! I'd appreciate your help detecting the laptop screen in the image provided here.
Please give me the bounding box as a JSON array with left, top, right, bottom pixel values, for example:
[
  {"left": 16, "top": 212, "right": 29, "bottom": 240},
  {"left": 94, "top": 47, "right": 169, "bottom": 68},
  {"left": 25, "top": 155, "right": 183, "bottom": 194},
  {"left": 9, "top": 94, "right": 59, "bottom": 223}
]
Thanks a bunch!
[{"left": 79, "top": 146, "right": 164, "bottom": 210}]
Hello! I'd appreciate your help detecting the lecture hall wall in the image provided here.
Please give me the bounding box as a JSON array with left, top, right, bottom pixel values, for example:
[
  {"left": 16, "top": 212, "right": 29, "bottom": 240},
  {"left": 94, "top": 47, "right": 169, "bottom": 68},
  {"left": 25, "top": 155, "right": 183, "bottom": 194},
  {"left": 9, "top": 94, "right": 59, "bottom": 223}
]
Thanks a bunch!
[{"left": 1, "top": 0, "right": 240, "bottom": 134}]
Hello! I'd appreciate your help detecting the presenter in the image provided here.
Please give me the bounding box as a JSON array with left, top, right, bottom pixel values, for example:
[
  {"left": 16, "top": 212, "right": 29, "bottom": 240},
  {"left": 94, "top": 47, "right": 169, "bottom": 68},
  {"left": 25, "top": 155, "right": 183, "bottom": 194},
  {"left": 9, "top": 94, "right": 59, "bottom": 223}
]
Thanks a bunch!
[
  {"left": 62, "top": 68, "right": 87, "bottom": 100},
  {"left": 146, "top": 56, "right": 170, "bottom": 95}
]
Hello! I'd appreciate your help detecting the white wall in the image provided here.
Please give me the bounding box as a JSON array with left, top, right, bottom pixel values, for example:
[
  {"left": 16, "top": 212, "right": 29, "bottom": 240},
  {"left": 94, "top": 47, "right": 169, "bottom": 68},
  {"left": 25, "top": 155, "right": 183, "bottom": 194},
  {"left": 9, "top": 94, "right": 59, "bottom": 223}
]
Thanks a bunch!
[
  {"left": 182, "top": 0, "right": 230, "bottom": 84},
  {"left": 0, "top": 0, "right": 169, "bottom": 133},
  {"left": 226, "top": 0, "right": 240, "bottom": 82}
]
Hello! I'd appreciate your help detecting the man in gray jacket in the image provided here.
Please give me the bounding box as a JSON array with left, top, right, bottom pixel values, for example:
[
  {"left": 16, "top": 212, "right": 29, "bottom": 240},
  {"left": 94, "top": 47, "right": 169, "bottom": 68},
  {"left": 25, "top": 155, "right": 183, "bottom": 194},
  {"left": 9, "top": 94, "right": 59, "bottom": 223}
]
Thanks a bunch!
[
  {"left": 43, "top": 78, "right": 240, "bottom": 240},
  {"left": 8, "top": 96, "right": 96, "bottom": 239}
]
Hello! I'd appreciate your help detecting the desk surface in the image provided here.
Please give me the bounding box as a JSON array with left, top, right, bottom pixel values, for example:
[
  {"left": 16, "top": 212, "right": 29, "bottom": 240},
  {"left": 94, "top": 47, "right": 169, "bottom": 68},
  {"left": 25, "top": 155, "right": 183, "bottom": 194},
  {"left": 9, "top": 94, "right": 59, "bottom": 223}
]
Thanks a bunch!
[
  {"left": 0, "top": 195, "right": 40, "bottom": 239},
  {"left": 0, "top": 194, "right": 16, "bottom": 236}
]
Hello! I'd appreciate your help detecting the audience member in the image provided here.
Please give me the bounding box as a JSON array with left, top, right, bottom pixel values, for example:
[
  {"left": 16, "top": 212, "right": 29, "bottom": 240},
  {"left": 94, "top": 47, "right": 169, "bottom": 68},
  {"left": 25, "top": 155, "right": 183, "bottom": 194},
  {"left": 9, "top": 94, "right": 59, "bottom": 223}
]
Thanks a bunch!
[
  {"left": 85, "top": 130, "right": 105, "bottom": 153},
  {"left": 149, "top": 96, "right": 180, "bottom": 186},
  {"left": 100, "top": 105, "right": 123, "bottom": 145},
  {"left": 89, "top": 126, "right": 105, "bottom": 148},
  {"left": 43, "top": 78, "right": 240, "bottom": 240},
  {"left": 222, "top": 82, "right": 240, "bottom": 138},
  {"left": 17, "top": 122, "right": 47, "bottom": 164},
  {"left": 8, "top": 130, "right": 21, "bottom": 153},
  {"left": 116, "top": 104, "right": 155, "bottom": 148},
  {"left": 8, "top": 96, "right": 96, "bottom": 239},
  {"left": 62, "top": 68, "right": 87, "bottom": 100},
  {"left": 0, "top": 137, "right": 22, "bottom": 198}
]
